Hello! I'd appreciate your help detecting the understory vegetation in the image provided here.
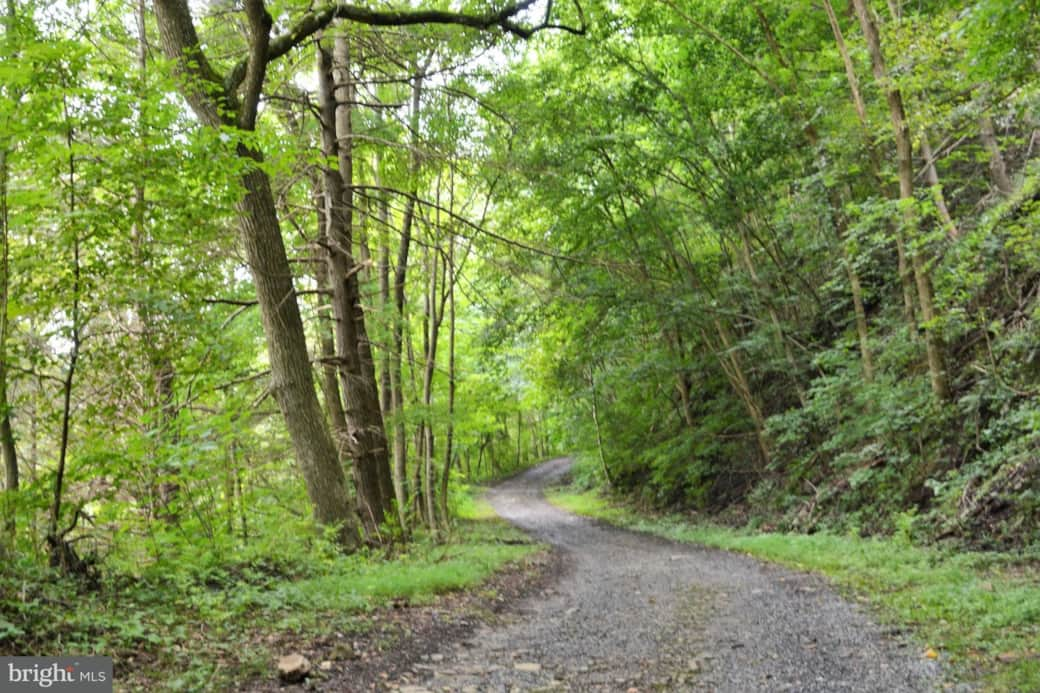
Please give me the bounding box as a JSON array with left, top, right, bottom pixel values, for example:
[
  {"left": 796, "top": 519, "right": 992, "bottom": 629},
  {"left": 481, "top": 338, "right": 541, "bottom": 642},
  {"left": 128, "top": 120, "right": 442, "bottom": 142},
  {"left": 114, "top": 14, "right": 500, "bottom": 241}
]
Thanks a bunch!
[{"left": 1, "top": 494, "right": 537, "bottom": 688}]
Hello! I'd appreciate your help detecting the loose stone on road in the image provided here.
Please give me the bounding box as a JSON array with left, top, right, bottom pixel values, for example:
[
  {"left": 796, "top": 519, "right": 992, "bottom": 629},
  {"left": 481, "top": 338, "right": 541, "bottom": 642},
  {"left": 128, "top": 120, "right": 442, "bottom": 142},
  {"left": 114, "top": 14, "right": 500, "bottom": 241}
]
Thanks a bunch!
[{"left": 391, "top": 457, "right": 940, "bottom": 692}]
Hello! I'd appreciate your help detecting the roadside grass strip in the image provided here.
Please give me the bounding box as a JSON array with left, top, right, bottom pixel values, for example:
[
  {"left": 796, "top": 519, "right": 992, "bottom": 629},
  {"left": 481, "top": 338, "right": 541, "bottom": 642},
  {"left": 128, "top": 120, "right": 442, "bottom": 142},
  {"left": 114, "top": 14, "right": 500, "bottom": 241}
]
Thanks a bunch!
[
  {"left": 547, "top": 489, "right": 1040, "bottom": 692},
  {"left": 1, "top": 515, "right": 539, "bottom": 691}
]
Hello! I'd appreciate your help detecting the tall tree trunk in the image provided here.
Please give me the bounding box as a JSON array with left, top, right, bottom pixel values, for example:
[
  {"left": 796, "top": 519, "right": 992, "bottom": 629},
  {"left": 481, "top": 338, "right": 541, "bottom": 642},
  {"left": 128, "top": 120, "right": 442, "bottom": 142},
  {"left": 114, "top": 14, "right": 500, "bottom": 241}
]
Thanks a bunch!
[
  {"left": 438, "top": 237, "right": 456, "bottom": 527},
  {"left": 225, "top": 442, "right": 237, "bottom": 535},
  {"left": 49, "top": 101, "right": 81, "bottom": 569},
  {"left": 0, "top": 103, "right": 17, "bottom": 539},
  {"left": 588, "top": 369, "right": 612, "bottom": 488},
  {"left": 153, "top": 0, "right": 359, "bottom": 547},
  {"left": 332, "top": 37, "right": 394, "bottom": 516},
  {"left": 852, "top": 0, "right": 949, "bottom": 400},
  {"left": 824, "top": 0, "right": 917, "bottom": 328},
  {"left": 312, "top": 181, "right": 351, "bottom": 455},
  {"left": 134, "top": 0, "right": 181, "bottom": 520},
  {"left": 406, "top": 323, "right": 424, "bottom": 522},
  {"left": 389, "top": 67, "right": 425, "bottom": 531},
  {"left": 845, "top": 245, "right": 876, "bottom": 382},
  {"left": 476, "top": 436, "right": 487, "bottom": 478},
  {"left": 239, "top": 160, "right": 360, "bottom": 543},
  {"left": 420, "top": 246, "right": 444, "bottom": 528},
  {"left": 377, "top": 200, "right": 392, "bottom": 420},
  {"left": 318, "top": 45, "right": 386, "bottom": 532}
]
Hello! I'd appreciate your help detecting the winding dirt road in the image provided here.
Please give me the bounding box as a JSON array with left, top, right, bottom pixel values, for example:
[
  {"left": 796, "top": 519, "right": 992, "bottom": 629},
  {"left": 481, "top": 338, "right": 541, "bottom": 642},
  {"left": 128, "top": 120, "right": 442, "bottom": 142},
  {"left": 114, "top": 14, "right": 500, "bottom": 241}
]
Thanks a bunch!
[{"left": 394, "top": 457, "right": 940, "bottom": 692}]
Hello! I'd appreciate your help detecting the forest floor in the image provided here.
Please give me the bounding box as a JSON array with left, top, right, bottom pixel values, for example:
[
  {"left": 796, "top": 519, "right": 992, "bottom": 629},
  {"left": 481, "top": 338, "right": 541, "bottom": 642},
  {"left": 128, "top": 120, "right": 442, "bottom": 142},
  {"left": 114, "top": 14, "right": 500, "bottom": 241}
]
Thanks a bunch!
[
  {"left": 304, "top": 458, "right": 943, "bottom": 692},
  {"left": 241, "top": 543, "right": 561, "bottom": 692}
]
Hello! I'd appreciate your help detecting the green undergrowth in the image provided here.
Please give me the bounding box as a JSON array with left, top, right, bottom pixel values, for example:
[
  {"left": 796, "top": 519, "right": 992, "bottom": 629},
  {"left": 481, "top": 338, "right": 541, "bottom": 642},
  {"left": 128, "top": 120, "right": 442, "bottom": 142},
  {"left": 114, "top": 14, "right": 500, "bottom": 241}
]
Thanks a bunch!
[
  {"left": 548, "top": 488, "right": 1040, "bottom": 692},
  {"left": 0, "top": 510, "right": 538, "bottom": 691}
]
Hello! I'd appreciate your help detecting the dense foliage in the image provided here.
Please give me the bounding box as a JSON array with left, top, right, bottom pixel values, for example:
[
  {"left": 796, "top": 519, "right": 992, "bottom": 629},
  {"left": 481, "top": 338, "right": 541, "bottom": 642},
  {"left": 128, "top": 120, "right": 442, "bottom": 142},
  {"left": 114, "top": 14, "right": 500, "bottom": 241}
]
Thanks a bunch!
[
  {"left": 1, "top": 0, "right": 561, "bottom": 620},
  {"left": 1, "top": 0, "right": 1038, "bottom": 679},
  {"left": 488, "top": 0, "right": 1040, "bottom": 548}
]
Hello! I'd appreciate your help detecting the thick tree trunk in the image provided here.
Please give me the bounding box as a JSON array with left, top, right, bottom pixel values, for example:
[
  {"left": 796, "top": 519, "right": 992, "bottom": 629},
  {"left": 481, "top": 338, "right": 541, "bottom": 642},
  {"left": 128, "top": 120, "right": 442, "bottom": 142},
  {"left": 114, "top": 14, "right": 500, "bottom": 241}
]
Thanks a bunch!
[
  {"left": 153, "top": 0, "right": 359, "bottom": 548},
  {"left": 853, "top": 0, "right": 949, "bottom": 400},
  {"left": 238, "top": 160, "right": 359, "bottom": 543},
  {"left": 0, "top": 395, "right": 15, "bottom": 496}
]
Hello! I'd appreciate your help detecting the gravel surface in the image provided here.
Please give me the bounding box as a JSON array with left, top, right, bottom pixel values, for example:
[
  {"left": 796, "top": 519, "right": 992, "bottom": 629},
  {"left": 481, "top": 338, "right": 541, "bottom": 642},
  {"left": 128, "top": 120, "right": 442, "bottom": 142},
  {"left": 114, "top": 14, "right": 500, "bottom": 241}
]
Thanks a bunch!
[{"left": 392, "top": 457, "right": 940, "bottom": 692}]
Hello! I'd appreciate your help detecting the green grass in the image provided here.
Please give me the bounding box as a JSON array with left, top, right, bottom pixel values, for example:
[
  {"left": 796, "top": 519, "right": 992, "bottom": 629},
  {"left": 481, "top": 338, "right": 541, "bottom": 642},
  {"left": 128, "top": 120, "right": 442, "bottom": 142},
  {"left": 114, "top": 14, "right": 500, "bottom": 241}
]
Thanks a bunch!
[
  {"left": 1, "top": 516, "right": 540, "bottom": 691},
  {"left": 548, "top": 489, "right": 1040, "bottom": 692},
  {"left": 452, "top": 484, "right": 499, "bottom": 521},
  {"left": 263, "top": 522, "right": 535, "bottom": 612}
]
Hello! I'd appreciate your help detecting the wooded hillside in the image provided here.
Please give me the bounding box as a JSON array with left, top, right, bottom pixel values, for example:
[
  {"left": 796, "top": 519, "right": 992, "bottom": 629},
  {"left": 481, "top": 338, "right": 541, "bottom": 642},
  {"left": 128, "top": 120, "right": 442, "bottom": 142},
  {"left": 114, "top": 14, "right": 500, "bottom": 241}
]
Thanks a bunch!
[{"left": 498, "top": 0, "right": 1040, "bottom": 548}]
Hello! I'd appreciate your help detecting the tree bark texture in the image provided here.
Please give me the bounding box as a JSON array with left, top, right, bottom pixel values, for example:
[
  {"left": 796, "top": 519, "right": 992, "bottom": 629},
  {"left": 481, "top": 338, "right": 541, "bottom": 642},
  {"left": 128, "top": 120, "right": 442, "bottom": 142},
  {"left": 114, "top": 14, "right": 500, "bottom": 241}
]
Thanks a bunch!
[
  {"left": 154, "top": 0, "right": 359, "bottom": 547},
  {"left": 313, "top": 183, "right": 351, "bottom": 455},
  {"left": 318, "top": 45, "right": 388, "bottom": 532},
  {"left": 238, "top": 161, "right": 359, "bottom": 542},
  {"left": 331, "top": 38, "right": 395, "bottom": 517}
]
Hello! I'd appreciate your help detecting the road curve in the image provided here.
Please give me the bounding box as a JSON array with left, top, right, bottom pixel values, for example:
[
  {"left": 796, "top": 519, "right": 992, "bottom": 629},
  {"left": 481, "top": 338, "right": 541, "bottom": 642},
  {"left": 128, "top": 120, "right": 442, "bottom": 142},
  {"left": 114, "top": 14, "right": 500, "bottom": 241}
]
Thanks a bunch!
[{"left": 398, "top": 457, "right": 939, "bottom": 692}]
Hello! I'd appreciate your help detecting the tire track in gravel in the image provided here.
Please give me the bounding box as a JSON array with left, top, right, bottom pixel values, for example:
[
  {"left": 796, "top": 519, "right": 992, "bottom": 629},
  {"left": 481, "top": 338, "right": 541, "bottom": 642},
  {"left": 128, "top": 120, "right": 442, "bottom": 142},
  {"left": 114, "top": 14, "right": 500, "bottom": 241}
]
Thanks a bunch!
[{"left": 392, "top": 457, "right": 940, "bottom": 692}]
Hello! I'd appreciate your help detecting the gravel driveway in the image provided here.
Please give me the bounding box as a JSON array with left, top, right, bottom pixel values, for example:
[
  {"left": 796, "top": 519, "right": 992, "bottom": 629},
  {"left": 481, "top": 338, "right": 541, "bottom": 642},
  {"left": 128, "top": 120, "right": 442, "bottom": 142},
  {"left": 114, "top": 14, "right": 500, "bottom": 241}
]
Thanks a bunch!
[{"left": 394, "top": 457, "right": 940, "bottom": 692}]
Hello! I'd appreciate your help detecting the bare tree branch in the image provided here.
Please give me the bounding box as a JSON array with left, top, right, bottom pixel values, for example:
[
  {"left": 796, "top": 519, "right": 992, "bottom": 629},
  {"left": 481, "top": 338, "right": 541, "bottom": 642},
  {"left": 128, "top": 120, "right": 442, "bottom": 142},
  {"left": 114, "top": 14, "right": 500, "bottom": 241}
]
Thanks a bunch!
[
  {"left": 239, "top": 0, "right": 274, "bottom": 130},
  {"left": 225, "top": 0, "right": 586, "bottom": 95}
]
